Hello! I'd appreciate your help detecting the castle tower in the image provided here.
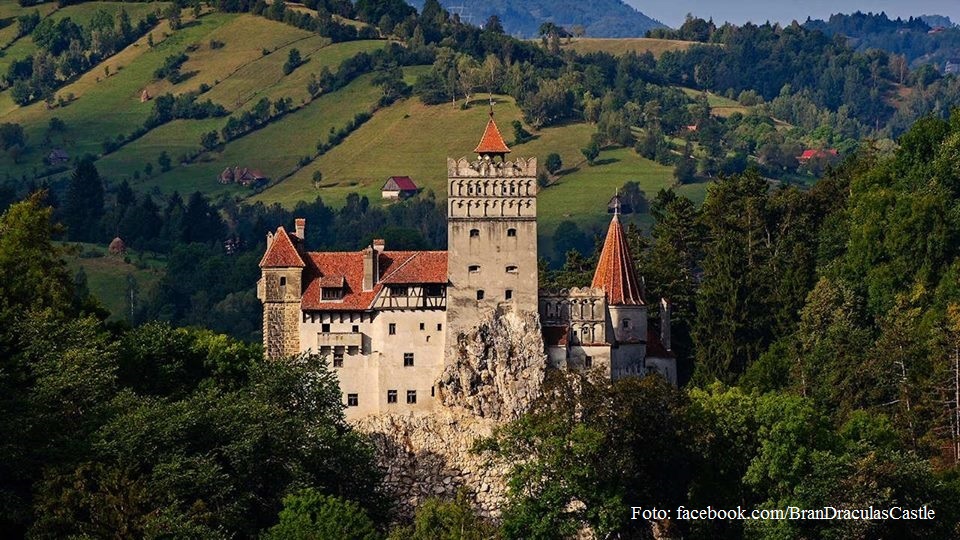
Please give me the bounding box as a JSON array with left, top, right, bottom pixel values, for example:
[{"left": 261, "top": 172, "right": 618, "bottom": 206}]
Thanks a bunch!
[
  {"left": 257, "top": 221, "right": 306, "bottom": 359},
  {"left": 445, "top": 113, "right": 538, "bottom": 344},
  {"left": 592, "top": 197, "right": 648, "bottom": 377}
]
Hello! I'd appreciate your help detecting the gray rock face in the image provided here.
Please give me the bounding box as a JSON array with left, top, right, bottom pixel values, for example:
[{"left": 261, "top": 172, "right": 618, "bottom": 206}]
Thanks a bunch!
[{"left": 355, "top": 308, "right": 547, "bottom": 518}]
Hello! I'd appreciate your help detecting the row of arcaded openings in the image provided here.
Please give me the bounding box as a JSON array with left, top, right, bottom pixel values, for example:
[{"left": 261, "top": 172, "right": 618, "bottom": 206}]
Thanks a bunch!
[{"left": 449, "top": 179, "right": 535, "bottom": 197}]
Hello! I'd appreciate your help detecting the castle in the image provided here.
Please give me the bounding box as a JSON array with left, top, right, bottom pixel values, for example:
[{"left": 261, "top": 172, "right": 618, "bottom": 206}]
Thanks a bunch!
[{"left": 258, "top": 115, "right": 676, "bottom": 419}]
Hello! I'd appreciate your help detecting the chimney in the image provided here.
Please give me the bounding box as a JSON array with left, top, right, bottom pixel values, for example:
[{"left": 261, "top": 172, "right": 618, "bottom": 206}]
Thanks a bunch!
[
  {"left": 294, "top": 218, "right": 306, "bottom": 240},
  {"left": 362, "top": 244, "right": 380, "bottom": 292},
  {"left": 372, "top": 238, "right": 385, "bottom": 251},
  {"left": 660, "top": 298, "right": 672, "bottom": 351}
]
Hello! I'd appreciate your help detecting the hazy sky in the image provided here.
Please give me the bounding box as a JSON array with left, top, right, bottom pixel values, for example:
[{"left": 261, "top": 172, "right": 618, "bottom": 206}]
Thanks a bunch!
[{"left": 627, "top": 1, "right": 960, "bottom": 28}]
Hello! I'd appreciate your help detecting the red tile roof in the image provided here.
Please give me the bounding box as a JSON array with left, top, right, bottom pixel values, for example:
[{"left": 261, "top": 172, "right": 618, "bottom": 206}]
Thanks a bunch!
[
  {"left": 302, "top": 250, "right": 447, "bottom": 311},
  {"left": 591, "top": 215, "right": 645, "bottom": 306},
  {"left": 383, "top": 176, "right": 418, "bottom": 191},
  {"left": 475, "top": 116, "right": 511, "bottom": 155},
  {"left": 260, "top": 227, "right": 305, "bottom": 268},
  {"left": 798, "top": 148, "right": 838, "bottom": 161}
]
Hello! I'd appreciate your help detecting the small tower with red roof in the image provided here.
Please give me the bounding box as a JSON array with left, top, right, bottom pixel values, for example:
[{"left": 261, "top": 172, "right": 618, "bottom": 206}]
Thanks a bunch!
[
  {"left": 592, "top": 195, "right": 647, "bottom": 346},
  {"left": 257, "top": 219, "right": 307, "bottom": 359}
]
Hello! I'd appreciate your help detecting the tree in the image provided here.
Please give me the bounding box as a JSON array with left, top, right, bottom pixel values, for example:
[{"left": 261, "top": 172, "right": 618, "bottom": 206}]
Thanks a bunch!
[
  {"left": 200, "top": 130, "right": 219, "bottom": 150},
  {"left": 63, "top": 159, "right": 105, "bottom": 242},
  {"left": 0, "top": 123, "right": 26, "bottom": 151},
  {"left": 483, "top": 374, "right": 689, "bottom": 539},
  {"left": 283, "top": 48, "right": 303, "bottom": 75},
  {"left": 265, "top": 489, "right": 379, "bottom": 540},
  {"left": 512, "top": 120, "right": 531, "bottom": 145},
  {"left": 545, "top": 153, "right": 562, "bottom": 175},
  {"left": 390, "top": 490, "right": 497, "bottom": 539},
  {"left": 580, "top": 141, "right": 599, "bottom": 165},
  {"left": 157, "top": 151, "right": 171, "bottom": 172},
  {"left": 163, "top": 4, "right": 181, "bottom": 30}
]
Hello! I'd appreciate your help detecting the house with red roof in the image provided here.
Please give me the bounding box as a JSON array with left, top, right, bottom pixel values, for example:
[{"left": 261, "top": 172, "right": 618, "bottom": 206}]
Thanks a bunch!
[
  {"left": 258, "top": 116, "right": 676, "bottom": 420},
  {"left": 797, "top": 148, "right": 839, "bottom": 163},
  {"left": 381, "top": 176, "right": 419, "bottom": 199}
]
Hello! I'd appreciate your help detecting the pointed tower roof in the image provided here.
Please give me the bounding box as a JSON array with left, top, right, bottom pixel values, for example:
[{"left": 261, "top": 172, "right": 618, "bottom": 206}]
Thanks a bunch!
[
  {"left": 474, "top": 113, "right": 511, "bottom": 155},
  {"left": 591, "top": 206, "right": 645, "bottom": 306},
  {"left": 260, "top": 226, "right": 305, "bottom": 268}
]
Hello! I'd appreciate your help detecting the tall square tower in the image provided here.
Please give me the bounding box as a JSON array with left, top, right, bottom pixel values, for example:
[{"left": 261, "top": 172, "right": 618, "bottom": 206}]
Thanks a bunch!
[{"left": 445, "top": 114, "right": 538, "bottom": 345}]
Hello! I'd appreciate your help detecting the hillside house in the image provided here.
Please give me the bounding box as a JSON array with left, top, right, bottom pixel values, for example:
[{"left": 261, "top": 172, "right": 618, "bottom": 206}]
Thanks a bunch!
[
  {"left": 219, "top": 167, "right": 268, "bottom": 187},
  {"left": 381, "top": 176, "right": 419, "bottom": 199}
]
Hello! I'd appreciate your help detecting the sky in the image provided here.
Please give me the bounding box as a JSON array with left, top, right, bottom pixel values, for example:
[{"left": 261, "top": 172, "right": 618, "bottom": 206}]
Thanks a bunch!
[{"left": 627, "top": 1, "right": 960, "bottom": 28}]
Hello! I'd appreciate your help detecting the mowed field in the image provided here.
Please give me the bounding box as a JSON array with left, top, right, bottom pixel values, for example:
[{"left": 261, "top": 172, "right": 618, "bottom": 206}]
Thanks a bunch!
[
  {"left": 557, "top": 37, "right": 699, "bottom": 58},
  {"left": 62, "top": 242, "right": 165, "bottom": 321},
  {"left": 255, "top": 93, "right": 682, "bottom": 240}
]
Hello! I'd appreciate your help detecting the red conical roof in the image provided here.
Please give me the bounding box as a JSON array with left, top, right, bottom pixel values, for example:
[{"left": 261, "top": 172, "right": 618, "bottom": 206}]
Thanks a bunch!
[
  {"left": 474, "top": 115, "right": 511, "bottom": 155},
  {"left": 591, "top": 214, "right": 645, "bottom": 305},
  {"left": 259, "top": 226, "right": 305, "bottom": 268}
]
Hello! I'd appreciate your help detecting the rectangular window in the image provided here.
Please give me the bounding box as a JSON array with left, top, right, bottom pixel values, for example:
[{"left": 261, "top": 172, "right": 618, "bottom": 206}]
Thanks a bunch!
[
  {"left": 507, "top": 228, "right": 517, "bottom": 237},
  {"left": 406, "top": 390, "right": 417, "bottom": 404},
  {"left": 333, "top": 351, "right": 343, "bottom": 368},
  {"left": 389, "top": 286, "right": 408, "bottom": 296},
  {"left": 420, "top": 322, "right": 425, "bottom": 331},
  {"left": 321, "top": 323, "right": 330, "bottom": 333},
  {"left": 389, "top": 323, "right": 396, "bottom": 335},
  {"left": 347, "top": 393, "right": 358, "bottom": 407},
  {"left": 387, "top": 390, "right": 397, "bottom": 404},
  {"left": 425, "top": 284, "right": 443, "bottom": 297},
  {"left": 505, "top": 289, "right": 513, "bottom": 300},
  {"left": 404, "top": 353, "right": 414, "bottom": 367},
  {"left": 477, "top": 290, "right": 485, "bottom": 300},
  {"left": 322, "top": 288, "right": 343, "bottom": 300},
  {"left": 352, "top": 325, "right": 359, "bottom": 333},
  {"left": 585, "top": 356, "right": 593, "bottom": 368},
  {"left": 437, "top": 323, "right": 443, "bottom": 331}
]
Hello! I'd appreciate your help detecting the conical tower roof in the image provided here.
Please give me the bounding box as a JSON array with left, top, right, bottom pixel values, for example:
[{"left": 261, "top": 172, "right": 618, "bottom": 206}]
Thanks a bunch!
[
  {"left": 591, "top": 209, "right": 645, "bottom": 306},
  {"left": 474, "top": 114, "right": 511, "bottom": 155}
]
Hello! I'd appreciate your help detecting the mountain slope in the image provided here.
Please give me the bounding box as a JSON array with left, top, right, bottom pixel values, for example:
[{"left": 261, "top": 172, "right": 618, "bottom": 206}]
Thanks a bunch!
[{"left": 406, "top": 0, "right": 665, "bottom": 38}]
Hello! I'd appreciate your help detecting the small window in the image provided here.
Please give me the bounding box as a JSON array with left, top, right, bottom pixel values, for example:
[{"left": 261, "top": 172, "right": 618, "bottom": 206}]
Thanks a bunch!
[
  {"left": 406, "top": 390, "right": 417, "bottom": 404},
  {"left": 468, "top": 265, "right": 480, "bottom": 273},
  {"left": 506, "top": 265, "right": 518, "bottom": 273},
  {"left": 431, "top": 385, "right": 435, "bottom": 397},
  {"left": 477, "top": 290, "right": 485, "bottom": 300},
  {"left": 279, "top": 277, "right": 287, "bottom": 287},
  {"left": 585, "top": 356, "right": 593, "bottom": 368},
  {"left": 622, "top": 318, "right": 631, "bottom": 329},
  {"left": 321, "top": 323, "right": 330, "bottom": 333},
  {"left": 389, "top": 323, "right": 396, "bottom": 335},
  {"left": 322, "top": 288, "right": 343, "bottom": 300},
  {"left": 352, "top": 325, "right": 359, "bottom": 333},
  {"left": 437, "top": 323, "right": 443, "bottom": 331},
  {"left": 420, "top": 322, "right": 425, "bottom": 331},
  {"left": 387, "top": 390, "right": 397, "bottom": 404},
  {"left": 404, "top": 353, "right": 414, "bottom": 367},
  {"left": 505, "top": 289, "right": 513, "bottom": 300},
  {"left": 470, "top": 229, "right": 480, "bottom": 238},
  {"left": 425, "top": 284, "right": 443, "bottom": 297},
  {"left": 507, "top": 228, "right": 517, "bottom": 237},
  {"left": 347, "top": 393, "right": 358, "bottom": 407},
  {"left": 389, "top": 286, "right": 408, "bottom": 296},
  {"left": 333, "top": 351, "right": 343, "bottom": 368}
]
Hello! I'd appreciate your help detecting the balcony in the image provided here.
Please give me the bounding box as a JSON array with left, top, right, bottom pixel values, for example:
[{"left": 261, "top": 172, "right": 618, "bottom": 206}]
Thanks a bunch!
[{"left": 317, "top": 332, "right": 363, "bottom": 348}]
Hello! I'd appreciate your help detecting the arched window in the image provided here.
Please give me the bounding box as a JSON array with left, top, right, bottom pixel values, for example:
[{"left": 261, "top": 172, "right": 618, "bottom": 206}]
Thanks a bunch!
[
  {"left": 279, "top": 277, "right": 287, "bottom": 287},
  {"left": 622, "top": 318, "right": 631, "bottom": 329},
  {"left": 507, "top": 228, "right": 517, "bottom": 237},
  {"left": 468, "top": 265, "right": 480, "bottom": 273},
  {"left": 506, "top": 265, "right": 518, "bottom": 273},
  {"left": 470, "top": 229, "right": 480, "bottom": 238}
]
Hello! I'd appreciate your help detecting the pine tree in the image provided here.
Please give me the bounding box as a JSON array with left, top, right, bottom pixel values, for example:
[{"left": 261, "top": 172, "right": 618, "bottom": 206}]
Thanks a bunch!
[{"left": 63, "top": 159, "right": 105, "bottom": 242}]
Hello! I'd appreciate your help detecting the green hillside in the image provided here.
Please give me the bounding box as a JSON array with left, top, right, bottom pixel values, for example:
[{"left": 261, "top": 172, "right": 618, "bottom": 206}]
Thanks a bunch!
[{"left": 0, "top": 2, "right": 685, "bottom": 248}]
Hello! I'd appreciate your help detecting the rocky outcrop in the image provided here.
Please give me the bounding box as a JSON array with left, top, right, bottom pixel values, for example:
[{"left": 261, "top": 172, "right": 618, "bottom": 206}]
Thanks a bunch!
[
  {"left": 438, "top": 308, "right": 546, "bottom": 421},
  {"left": 355, "top": 308, "right": 547, "bottom": 518}
]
